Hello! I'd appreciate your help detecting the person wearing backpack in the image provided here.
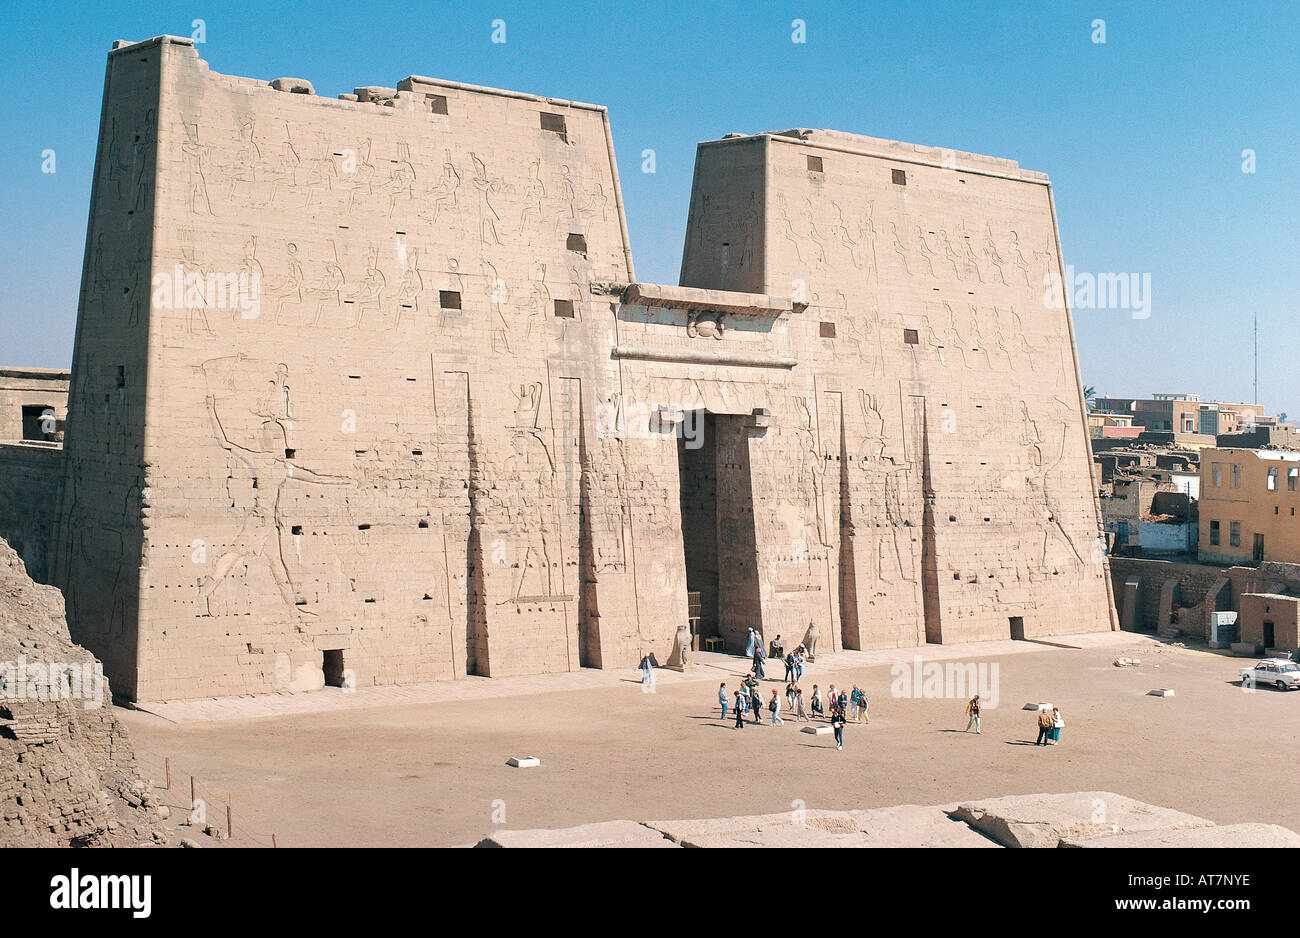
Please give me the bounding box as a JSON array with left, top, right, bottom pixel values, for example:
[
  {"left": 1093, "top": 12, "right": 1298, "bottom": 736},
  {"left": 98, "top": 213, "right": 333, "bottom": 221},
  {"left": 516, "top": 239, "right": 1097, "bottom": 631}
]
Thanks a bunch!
[{"left": 830, "top": 699, "right": 846, "bottom": 751}]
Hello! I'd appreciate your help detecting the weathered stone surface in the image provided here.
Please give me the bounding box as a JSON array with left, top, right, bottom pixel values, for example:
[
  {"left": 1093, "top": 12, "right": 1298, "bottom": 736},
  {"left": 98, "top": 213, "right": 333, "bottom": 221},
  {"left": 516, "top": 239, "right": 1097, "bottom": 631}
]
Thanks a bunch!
[
  {"left": 1063, "top": 823, "right": 1300, "bottom": 848},
  {"left": 649, "top": 805, "right": 996, "bottom": 848},
  {"left": 0, "top": 536, "right": 161, "bottom": 847},
  {"left": 475, "top": 819, "right": 674, "bottom": 848},
  {"left": 39, "top": 34, "right": 1113, "bottom": 704},
  {"left": 847, "top": 804, "right": 1000, "bottom": 848},
  {"left": 949, "top": 792, "right": 1213, "bottom": 848}
]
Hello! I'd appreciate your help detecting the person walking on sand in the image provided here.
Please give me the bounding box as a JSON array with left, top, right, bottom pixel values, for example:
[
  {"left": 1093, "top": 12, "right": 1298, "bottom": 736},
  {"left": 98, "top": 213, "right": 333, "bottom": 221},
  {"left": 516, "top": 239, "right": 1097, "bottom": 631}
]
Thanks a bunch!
[
  {"left": 1035, "top": 707, "right": 1054, "bottom": 746},
  {"left": 793, "top": 650, "right": 804, "bottom": 682},
  {"left": 810, "top": 684, "right": 823, "bottom": 719},
  {"left": 831, "top": 698, "right": 846, "bottom": 751},
  {"left": 785, "top": 680, "right": 797, "bottom": 711},
  {"left": 734, "top": 690, "right": 746, "bottom": 729},
  {"left": 639, "top": 651, "right": 654, "bottom": 688},
  {"left": 750, "top": 686, "right": 763, "bottom": 725},
  {"left": 718, "top": 682, "right": 729, "bottom": 721},
  {"left": 769, "top": 689, "right": 784, "bottom": 726},
  {"left": 1050, "top": 707, "right": 1064, "bottom": 746},
  {"left": 752, "top": 645, "right": 766, "bottom": 680},
  {"left": 859, "top": 687, "right": 870, "bottom": 724},
  {"left": 795, "top": 685, "right": 809, "bottom": 721},
  {"left": 965, "top": 694, "right": 982, "bottom": 734},
  {"left": 744, "top": 628, "right": 756, "bottom": 658},
  {"left": 783, "top": 651, "right": 795, "bottom": 682}
]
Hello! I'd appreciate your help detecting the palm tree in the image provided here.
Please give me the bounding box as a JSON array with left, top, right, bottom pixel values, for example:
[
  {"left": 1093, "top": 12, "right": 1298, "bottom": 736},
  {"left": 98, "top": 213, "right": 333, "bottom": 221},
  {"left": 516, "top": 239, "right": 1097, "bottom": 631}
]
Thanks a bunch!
[{"left": 1083, "top": 385, "right": 1097, "bottom": 410}]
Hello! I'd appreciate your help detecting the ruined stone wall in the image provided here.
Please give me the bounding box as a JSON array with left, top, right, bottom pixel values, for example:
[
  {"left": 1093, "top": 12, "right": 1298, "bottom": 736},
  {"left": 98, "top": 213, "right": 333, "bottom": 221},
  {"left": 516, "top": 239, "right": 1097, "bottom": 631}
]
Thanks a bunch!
[
  {"left": 679, "top": 130, "right": 1115, "bottom": 644},
  {"left": 1108, "top": 556, "right": 1223, "bottom": 633},
  {"left": 0, "top": 538, "right": 163, "bottom": 847},
  {"left": 0, "top": 443, "right": 63, "bottom": 583}
]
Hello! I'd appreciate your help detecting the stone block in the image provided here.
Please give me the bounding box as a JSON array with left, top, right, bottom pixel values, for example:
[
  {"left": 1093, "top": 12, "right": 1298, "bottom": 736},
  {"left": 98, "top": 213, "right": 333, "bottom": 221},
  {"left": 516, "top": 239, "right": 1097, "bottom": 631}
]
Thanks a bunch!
[
  {"left": 1063, "top": 823, "right": 1300, "bottom": 848},
  {"left": 800, "top": 724, "right": 833, "bottom": 735},
  {"left": 475, "top": 820, "right": 673, "bottom": 848},
  {"left": 506, "top": 756, "right": 541, "bottom": 768},
  {"left": 1147, "top": 688, "right": 1175, "bottom": 697},
  {"left": 948, "top": 792, "right": 1213, "bottom": 848}
]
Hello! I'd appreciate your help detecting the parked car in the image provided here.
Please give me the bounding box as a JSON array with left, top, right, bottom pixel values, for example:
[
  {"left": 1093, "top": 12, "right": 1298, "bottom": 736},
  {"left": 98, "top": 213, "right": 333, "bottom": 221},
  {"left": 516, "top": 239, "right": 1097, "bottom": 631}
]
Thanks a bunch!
[{"left": 1240, "top": 658, "right": 1300, "bottom": 691}]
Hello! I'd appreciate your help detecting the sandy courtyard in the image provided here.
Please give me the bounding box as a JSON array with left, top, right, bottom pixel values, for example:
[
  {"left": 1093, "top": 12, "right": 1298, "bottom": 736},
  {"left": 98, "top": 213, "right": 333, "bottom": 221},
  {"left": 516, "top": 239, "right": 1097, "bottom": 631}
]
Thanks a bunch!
[{"left": 116, "top": 634, "right": 1299, "bottom": 847}]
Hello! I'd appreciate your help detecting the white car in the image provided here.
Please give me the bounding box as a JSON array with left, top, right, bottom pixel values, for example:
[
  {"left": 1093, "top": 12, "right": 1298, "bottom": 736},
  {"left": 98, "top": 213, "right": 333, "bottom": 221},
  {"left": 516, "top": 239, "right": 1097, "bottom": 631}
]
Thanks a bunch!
[{"left": 1240, "top": 658, "right": 1300, "bottom": 691}]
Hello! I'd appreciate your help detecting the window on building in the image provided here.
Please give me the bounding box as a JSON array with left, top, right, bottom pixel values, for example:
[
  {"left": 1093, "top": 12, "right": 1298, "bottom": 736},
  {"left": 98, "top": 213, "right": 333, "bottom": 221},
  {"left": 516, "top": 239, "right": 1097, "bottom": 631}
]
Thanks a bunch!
[
  {"left": 1289, "top": 467, "right": 1297, "bottom": 492},
  {"left": 903, "top": 328, "right": 919, "bottom": 345},
  {"left": 807, "top": 155, "right": 823, "bottom": 173},
  {"left": 553, "top": 299, "right": 575, "bottom": 318},
  {"left": 1230, "top": 521, "right": 1241, "bottom": 547},
  {"left": 540, "top": 112, "right": 568, "bottom": 141},
  {"left": 427, "top": 94, "right": 449, "bottom": 115},
  {"left": 1232, "top": 464, "right": 1241, "bottom": 488},
  {"left": 1268, "top": 467, "right": 1278, "bottom": 491},
  {"left": 892, "top": 168, "right": 907, "bottom": 186},
  {"left": 1209, "top": 520, "right": 1220, "bottom": 546},
  {"left": 566, "top": 233, "right": 587, "bottom": 255},
  {"left": 439, "top": 290, "right": 461, "bottom": 310},
  {"left": 1212, "top": 463, "right": 1222, "bottom": 487},
  {"left": 820, "top": 321, "right": 836, "bottom": 338}
]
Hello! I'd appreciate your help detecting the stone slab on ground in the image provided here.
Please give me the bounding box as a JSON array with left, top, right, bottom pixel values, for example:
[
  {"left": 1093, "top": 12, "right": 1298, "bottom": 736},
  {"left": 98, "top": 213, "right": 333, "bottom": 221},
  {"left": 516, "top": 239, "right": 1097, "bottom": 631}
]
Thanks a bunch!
[
  {"left": 847, "top": 804, "right": 1000, "bottom": 848},
  {"left": 1063, "top": 823, "right": 1300, "bottom": 848},
  {"left": 648, "top": 804, "right": 997, "bottom": 848},
  {"left": 475, "top": 819, "right": 675, "bottom": 848},
  {"left": 1147, "top": 689, "right": 1175, "bottom": 697},
  {"left": 800, "top": 724, "right": 833, "bottom": 735},
  {"left": 949, "top": 792, "right": 1214, "bottom": 848}
]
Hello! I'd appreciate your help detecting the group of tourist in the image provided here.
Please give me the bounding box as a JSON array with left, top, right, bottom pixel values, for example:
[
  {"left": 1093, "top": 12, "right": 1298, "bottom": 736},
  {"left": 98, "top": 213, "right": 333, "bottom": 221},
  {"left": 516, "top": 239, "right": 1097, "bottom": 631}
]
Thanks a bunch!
[
  {"left": 964, "top": 694, "right": 1065, "bottom": 745},
  {"left": 707, "top": 632, "right": 1068, "bottom": 751}
]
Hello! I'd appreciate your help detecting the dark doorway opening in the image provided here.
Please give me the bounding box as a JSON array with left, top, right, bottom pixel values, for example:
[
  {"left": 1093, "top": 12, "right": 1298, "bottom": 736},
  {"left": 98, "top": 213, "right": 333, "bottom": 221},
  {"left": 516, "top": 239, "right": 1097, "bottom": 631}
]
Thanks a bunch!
[
  {"left": 677, "top": 411, "right": 719, "bottom": 646},
  {"left": 1254, "top": 533, "right": 1265, "bottom": 563},
  {"left": 21, "top": 404, "right": 56, "bottom": 441},
  {"left": 322, "top": 649, "right": 346, "bottom": 687},
  {"left": 1009, "top": 616, "right": 1026, "bottom": 641},
  {"left": 1263, "top": 621, "right": 1275, "bottom": 649},
  {"left": 676, "top": 412, "right": 760, "bottom": 652}
]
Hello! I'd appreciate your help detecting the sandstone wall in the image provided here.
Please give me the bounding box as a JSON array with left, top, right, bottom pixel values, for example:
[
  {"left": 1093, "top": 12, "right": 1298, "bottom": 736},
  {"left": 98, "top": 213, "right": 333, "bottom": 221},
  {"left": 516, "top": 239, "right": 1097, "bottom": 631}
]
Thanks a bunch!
[
  {"left": 55, "top": 37, "right": 1114, "bottom": 702},
  {"left": 680, "top": 129, "right": 1115, "bottom": 644},
  {"left": 0, "top": 443, "right": 63, "bottom": 583}
]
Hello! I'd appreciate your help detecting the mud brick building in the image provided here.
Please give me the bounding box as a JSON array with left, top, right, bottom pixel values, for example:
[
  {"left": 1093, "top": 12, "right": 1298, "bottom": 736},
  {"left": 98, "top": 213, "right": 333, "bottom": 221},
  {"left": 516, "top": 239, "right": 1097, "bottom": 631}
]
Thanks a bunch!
[{"left": 42, "top": 36, "right": 1113, "bottom": 701}]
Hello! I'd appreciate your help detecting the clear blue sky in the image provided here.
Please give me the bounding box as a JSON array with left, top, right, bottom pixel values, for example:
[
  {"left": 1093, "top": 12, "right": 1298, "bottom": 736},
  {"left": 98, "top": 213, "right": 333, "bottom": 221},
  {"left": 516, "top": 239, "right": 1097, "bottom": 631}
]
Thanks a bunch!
[{"left": 2, "top": 1, "right": 1296, "bottom": 413}]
